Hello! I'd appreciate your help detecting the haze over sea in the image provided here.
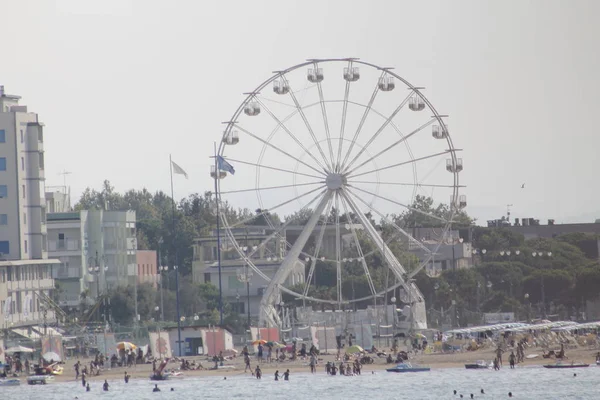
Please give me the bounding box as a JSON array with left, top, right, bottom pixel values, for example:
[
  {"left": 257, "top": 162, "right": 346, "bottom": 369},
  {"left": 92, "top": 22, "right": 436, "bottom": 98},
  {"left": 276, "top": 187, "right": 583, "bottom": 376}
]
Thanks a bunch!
[{"left": 6, "top": 366, "right": 598, "bottom": 399}]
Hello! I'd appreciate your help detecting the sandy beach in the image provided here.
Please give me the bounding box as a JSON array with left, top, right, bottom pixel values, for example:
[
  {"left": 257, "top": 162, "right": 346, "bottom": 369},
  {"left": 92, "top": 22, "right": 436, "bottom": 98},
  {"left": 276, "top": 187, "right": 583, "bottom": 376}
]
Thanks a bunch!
[{"left": 50, "top": 346, "right": 599, "bottom": 384}]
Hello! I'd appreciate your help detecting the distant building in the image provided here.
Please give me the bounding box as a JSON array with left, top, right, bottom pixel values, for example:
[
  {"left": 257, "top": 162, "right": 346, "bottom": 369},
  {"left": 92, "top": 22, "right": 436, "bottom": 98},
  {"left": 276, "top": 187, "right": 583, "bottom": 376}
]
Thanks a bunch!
[
  {"left": 0, "top": 86, "right": 59, "bottom": 327},
  {"left": 45, "top": 189, "right": 70, "bottom": 213},
  {"left": 46, "top": 210, "right": 137, "bottom": 307},
  {"left": 192, "top": 226, "right": 311, "bottom": 319},
  {"left": 136, "top": 250, "right": 158, "bottom": 287}
]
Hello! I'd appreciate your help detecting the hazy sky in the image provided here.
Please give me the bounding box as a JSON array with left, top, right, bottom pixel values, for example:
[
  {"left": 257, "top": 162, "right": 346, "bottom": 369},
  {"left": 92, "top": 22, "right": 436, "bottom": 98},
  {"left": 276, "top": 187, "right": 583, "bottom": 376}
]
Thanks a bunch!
[{"left": 2, "top": 0, "right": 599, "bottom": 225}]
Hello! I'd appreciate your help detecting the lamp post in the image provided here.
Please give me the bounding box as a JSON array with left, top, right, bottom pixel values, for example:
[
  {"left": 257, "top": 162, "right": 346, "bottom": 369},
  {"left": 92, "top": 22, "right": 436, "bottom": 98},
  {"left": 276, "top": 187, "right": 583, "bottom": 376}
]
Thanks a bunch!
[
  {"left": 524, "top": 293, "right": 531, "bottom": 323},
  {"left": 532, "top": 251, "right": 552, "bottom": 319},
  {"left": 238, "top": 245, "right": 255, "bottom": 329},
  {"left": 87, "top": 252, "right": 108, "bottom": 323},
  {"left": 158, "top": 265, "right": 168, "bottom": 321}
]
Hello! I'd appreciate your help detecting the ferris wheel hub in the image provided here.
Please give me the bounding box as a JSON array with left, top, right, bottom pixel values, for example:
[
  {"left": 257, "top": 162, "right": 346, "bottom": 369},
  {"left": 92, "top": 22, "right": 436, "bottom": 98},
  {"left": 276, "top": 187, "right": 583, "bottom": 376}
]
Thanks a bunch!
[{"left": 325, "top": 173, "right": 346, "bottom": 190}]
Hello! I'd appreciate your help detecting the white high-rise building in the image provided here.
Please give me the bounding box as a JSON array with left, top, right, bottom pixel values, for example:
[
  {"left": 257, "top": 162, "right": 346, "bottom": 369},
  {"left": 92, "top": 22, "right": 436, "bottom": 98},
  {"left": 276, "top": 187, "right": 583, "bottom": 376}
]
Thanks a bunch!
[{"left": 0, "top": 86, "right": 58, "bottom": 328}]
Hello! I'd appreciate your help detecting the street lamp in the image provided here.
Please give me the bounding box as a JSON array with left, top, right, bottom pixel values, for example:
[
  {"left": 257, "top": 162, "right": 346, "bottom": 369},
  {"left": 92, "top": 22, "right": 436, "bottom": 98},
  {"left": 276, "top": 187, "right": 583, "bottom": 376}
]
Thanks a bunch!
[
  {"left": 532, "top": 251, "right": 553, "bottom": 318},
  {"left": 158, "top": 265, "right": 169, "bottom": 321},
  {"left": 524, "top": 293, "right": 531, "bottom": 323}
]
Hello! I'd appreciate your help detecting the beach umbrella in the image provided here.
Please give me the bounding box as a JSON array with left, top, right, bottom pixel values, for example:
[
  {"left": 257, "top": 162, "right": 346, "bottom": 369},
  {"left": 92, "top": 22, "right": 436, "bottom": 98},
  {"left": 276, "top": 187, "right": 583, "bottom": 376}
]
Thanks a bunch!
[
  {"left": 42, "top": 351, "right": 62, "bottom": 362},
  {"left": 251, "top": 339, "right": 267, "bottom": 346},
  {"left": 116, "top": 342, "right": 137, "bottom": 351},
  {"left": 266, "top": 341, "right": 280, "bottom": 347},
  {"left": 345, "top": 345, "right": 364, "bottom": 354},
  {"left": 6, "top": 345, "right": 33, "bottom": 353}
]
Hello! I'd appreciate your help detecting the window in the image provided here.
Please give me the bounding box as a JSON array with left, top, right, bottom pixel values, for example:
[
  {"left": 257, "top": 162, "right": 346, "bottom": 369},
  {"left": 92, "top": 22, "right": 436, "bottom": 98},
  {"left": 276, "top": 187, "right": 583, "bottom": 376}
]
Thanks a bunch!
[
  {"left": 23, "top": 213, "right": 26, "bottom": 224},
  {"left": 38, "top": 129, "right": 43, "bottom": 142},
  {"left": 0, "top": 157, "right": 6, "bottom": 171},
  {"left": 204, "top": 273, "right": 211, "bottom": 283},
  {"left": 21, "top": 157, "right": 24, "bottom": 171},
  {"left": 20, "top": 130, "right": 23, "bottom": 143},
  {"left": 0, "top": 129, "right": 5, "bottom": 143},
  {"left": 39, "top": 152, "right": 44, "bottom": 169},
  {"left": 0, "top": 185, "right": 6, "bottom": 197},
  {"left": 0, "top": 240, "right": 9, "bottom": 254},
  {"left": 0, "top": 214, "right": 6, "bottom": 225},
  {"left": 24, "top": 240, "right": 28, "bottom": 253},
  {"left": 22, "top": 185, "right": 25, "bottom": 199},
  {"left": 228, "top": 275, "right": 244, "bottom": 290}
]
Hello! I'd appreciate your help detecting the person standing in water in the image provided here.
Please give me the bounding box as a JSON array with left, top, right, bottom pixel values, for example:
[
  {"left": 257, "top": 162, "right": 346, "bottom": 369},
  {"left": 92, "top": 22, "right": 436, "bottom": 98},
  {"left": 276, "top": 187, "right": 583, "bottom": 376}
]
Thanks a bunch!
[
  {"left": 274, "top": 370, "right": 280, "bottom": 381},
  {"left": 124, "top": 371, "right": 130, "bottom": 383},
  {"left": 103, "top": 380, "right": 109, "bottom": 391},
  {"left": 255, "top": 365, "right": 262, "bottom": 379},
  {"left": 153, "top": 384, "right": 160, "bottom": 392},
  {"left": 509, "top": 351, "right": 516, "bottom": 369},
  {"left": 283, "top": 369, "right": 290, "bottom": 381}
]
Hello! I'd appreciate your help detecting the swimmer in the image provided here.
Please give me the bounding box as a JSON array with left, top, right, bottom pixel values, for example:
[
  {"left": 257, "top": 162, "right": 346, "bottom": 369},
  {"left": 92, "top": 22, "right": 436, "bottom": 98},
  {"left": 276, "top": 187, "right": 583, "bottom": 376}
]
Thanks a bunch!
[
  {"left": 153, "top": 384, "right": 160, "bottom": 392},
  {"left": 508, "top": 392, "right": 513, "bottom": 398},
  {"left": 481, "top": 389, "right": 485, "bottom": 394},
  {"left": 454, "top": 390, "right": 457, "bottom": 395}
]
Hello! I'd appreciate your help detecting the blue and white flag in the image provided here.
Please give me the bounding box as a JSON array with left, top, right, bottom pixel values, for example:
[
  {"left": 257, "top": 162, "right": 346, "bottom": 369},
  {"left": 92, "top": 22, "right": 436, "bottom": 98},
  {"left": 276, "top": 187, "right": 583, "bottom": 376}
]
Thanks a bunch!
[{"left": 217, "top": 156, "right": 235, "bottom": 175}]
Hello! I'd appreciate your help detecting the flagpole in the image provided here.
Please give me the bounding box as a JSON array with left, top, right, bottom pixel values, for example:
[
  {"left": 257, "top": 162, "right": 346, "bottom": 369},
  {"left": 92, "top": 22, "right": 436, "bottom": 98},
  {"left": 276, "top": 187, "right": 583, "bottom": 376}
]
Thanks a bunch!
[
  {"left": 214, "top": 142, "right": 224, "bottom": 326},
  {"left": 170, "top": 154, "right": 183, "bottom": 357}
]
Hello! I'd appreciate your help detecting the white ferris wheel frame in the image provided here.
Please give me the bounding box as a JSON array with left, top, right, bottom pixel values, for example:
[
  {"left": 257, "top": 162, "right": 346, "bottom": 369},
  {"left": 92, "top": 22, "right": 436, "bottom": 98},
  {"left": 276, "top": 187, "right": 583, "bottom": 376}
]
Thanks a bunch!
[{"left": 215, "top": 58, "right": 463, "bottom": 328}]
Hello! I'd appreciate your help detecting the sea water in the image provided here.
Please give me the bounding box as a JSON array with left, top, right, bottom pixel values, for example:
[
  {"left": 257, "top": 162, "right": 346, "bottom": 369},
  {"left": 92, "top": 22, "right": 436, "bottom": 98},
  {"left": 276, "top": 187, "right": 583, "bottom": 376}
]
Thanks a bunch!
[{"left": 4, "top": 366, "right": 599, "bottom": 399}]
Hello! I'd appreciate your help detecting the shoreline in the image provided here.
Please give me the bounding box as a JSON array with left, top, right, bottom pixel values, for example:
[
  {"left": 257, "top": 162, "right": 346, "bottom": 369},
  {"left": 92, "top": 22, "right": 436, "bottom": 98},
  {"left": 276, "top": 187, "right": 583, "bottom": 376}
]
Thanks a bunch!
[{"left": 36, "top": 346, "right": 599, "bottom": 385}]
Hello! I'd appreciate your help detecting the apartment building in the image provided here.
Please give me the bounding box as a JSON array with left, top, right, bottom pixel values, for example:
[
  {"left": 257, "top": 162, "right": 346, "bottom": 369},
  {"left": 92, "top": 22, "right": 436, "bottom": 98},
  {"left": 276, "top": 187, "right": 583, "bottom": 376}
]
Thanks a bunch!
[{"left": 0, "top": 86, "right": 58, "bottom": 327}]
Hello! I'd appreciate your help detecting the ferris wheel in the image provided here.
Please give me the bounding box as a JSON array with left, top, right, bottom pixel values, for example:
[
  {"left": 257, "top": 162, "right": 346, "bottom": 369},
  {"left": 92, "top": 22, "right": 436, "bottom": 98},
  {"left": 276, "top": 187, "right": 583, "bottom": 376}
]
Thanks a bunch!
[{"left": 215, "top": 58, "right": 464, "bottom": 328}]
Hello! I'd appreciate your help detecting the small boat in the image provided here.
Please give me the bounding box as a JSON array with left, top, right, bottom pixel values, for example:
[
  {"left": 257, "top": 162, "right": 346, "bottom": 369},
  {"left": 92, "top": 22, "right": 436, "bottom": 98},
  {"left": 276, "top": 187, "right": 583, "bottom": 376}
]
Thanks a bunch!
[
  {"left": 0, "top": 379, "right": 20, "bottom": 387},
  {"left": 543, "top": 362, "right": 589, "bottom": 369},
  {"left": 386, "top": 362, "right": 430, "bottom": 373},
  {"left": 150, "top": 373, "right": 169, "bottom": 381},
  {"left": 465, "top": 360, "right": 490, "bottom": 370},
  {"left": 27, "top": 375, "right": 55, "bottom": 385}
]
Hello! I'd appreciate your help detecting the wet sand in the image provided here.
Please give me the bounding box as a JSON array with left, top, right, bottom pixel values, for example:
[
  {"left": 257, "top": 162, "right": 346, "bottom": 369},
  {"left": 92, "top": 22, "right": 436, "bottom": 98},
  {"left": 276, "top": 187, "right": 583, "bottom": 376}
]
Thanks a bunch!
[{"left": 52, "top": 346, "right": 598, "bottom": 384}]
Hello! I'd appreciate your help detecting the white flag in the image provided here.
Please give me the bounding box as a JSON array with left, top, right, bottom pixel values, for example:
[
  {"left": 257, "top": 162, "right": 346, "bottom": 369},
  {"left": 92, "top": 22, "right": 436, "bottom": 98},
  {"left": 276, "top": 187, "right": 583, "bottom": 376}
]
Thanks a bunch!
[{"left": 171, "top": 160, "right": 188, "bottom": 179}]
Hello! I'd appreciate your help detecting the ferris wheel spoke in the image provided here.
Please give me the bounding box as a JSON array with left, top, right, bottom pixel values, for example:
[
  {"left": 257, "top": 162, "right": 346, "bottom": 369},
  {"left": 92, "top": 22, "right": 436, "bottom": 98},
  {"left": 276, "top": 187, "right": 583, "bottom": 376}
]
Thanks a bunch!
[
  {"left": 244, "top": 188, "right": 328, "bottom": 262},
  {"left": 348, "top": 185, "right": 449, "bottom": 224},
  {"left": 316, "top": 79, "right": 336, "bottom": 170},
  {"left": 342, "top": 92, "right": 413, "bottom": 173},
  {"left": 340, "top": 72, "right": 384, "bottom": 170},
  {"left": 345, "top": 188, "right": 433, "bottom": 255},
  {"left": 339, "top": 193, "right": 377, "bottom": 296},
  {"left": 335, "top": 77, "right": 351, "bottom": 172},
  {"left": 334, "top": 192, "right": 343, "bottom": 307},
  {"left": 234, "top": 124, "right": 327, "bottom": 177},
  {"left": 221, "top": 157, "right": 324, "bottom": 180},
  {"left": 220, "top": 180, "right": 324, "bottom": 195},
  {"left": 254, "top": 97, "right": 329, "bottom": 173},
  {"left": 227, "top": 185, "right": 326, "bottom": 229},
  {"left": 344, "top": 118, "right": 436, "bottom": 176},
  {"left": 348, "top": 149, "right": 457, "bottom": 180},
  {"left": 347, "top": 180, "right": 462, "bottom": 189},
  {"left": 280, "top": 75, "right": 332, "bottom": 171},
  {"left": 303, "top": 197, "right": 334, "bottom": 298}
]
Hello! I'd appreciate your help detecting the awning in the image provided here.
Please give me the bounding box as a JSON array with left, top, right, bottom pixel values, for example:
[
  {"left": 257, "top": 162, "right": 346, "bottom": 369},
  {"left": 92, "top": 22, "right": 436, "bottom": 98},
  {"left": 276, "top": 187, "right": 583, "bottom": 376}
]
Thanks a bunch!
[
  {"left": 32, "top": 326, "right": 63, "bottom": 337},
  {"left": 11, "top": 328, "right": 41, "bottom": 340}
]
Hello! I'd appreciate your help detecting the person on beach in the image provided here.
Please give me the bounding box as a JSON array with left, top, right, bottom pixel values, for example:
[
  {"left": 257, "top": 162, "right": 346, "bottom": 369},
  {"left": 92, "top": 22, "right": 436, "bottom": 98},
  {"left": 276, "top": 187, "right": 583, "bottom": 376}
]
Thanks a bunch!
[
  {"left": 496, "top": 346, "right": 504, "bottom": 366},
  {"left": 493, "top": 358, "right": 500, "bottom": 370},
  {"left": 274, "top": 370, "right": 280, "bottom": 381},
  {"left": 509, "top": 351, "right": 516, "bottom": 369},
  {"left": 244, "top": 353, "right": 251, "bottom": 372},
  {"left": 103, "top": 380, "right": 109, "bottom": 391},
  {"left": 257, "top": 343, "right": 263, "bottom": 362},
  {"left": 86, "top": 383, "right": 90, "bottom": 392},
  {"left": 283, "top": 369, "right": 290, "bottom": 381},
  {"left": 124, "top": 371, "right": 130, "bottom": 383},
  {"left": 339, "top": 362, "right": 345, "bottom": 375},
  {"left": 81, "top": 373, "right": 86, "bottom": 387},
  {"left": 74, "top": 361, "right": 80, "bottom": 380}
]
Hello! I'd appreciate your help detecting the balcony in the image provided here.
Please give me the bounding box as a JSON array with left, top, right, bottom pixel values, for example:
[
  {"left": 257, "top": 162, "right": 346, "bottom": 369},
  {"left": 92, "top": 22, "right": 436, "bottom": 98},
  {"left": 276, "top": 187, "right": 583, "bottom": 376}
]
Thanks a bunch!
[
  {"left": 6, "top": 278, "right": 54, "bottom": 292},
  {"left": 48, "top": 239, "right": 80, "bottom": 252}
]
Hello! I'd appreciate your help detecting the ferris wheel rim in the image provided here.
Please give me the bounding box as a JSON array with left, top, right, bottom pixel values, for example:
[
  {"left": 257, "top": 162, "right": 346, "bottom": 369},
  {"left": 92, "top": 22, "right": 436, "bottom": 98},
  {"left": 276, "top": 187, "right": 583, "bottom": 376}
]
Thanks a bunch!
[{"left": 215, "top": 58, "right": 462, "bottom": 308}]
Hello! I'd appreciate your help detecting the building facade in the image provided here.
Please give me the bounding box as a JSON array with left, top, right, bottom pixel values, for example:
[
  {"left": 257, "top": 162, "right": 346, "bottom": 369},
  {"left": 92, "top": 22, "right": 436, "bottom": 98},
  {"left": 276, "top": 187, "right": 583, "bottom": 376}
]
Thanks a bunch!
[
  {"left": 192, "top": 226, "right": 307, "bottom": 319},
  {"left": 0, "top": 86, "right": 58, "bottom": 327},
  {"left": 47, "top": 210, "right": 138, "bottom": 307},
  {"left": 136, "top": 250, "right": 158, "bottom": 287}
]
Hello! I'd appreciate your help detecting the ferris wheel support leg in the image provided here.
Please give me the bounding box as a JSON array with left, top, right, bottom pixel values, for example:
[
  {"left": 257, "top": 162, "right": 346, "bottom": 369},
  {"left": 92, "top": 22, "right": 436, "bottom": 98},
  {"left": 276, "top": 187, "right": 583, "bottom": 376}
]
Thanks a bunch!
[
  {"left": 341, "top": 190, "right": 428, "bottom": 330},
  {"left": 259, "top": 191, "right": 333, "bottom": 328}
]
